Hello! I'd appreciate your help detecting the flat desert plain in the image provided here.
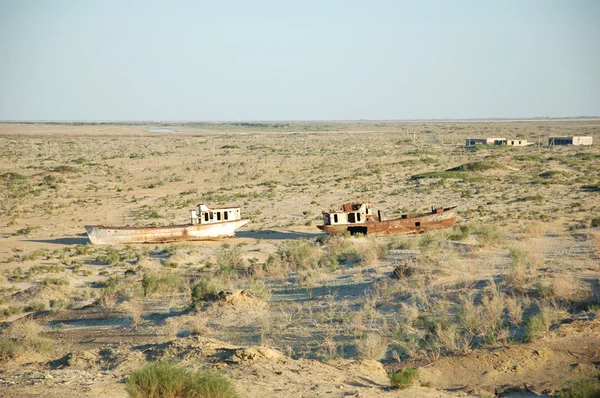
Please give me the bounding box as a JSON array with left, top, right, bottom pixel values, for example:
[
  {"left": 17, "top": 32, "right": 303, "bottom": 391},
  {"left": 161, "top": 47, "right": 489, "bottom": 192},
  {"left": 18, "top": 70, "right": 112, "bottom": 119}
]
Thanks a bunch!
[{"left": 0, "top": 120, "right": 599, "bottom": 397}]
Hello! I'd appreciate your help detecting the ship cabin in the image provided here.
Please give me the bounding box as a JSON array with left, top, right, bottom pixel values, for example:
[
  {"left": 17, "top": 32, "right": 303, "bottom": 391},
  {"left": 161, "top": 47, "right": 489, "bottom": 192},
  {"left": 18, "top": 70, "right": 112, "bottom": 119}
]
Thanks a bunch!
[
  {"left": 190, "top": 204, "right": 242, "bottom": 225},
  {"left": 322, "top": 202, "right": 379, "bottom": 227}
]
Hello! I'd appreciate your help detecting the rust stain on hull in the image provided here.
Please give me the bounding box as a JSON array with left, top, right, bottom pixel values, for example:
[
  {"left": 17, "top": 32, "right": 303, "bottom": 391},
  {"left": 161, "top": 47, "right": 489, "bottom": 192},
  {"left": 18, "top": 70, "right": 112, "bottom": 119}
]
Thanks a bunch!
[{"left": 317, "top": 202, "right": 457, "bottom": 236}]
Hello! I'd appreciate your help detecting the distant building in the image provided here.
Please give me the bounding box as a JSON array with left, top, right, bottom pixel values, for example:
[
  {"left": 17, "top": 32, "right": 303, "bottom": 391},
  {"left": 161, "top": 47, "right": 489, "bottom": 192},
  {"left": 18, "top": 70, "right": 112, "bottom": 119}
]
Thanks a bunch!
[
  {"left": 465, "top": 137, "right": 506, "bottom": 146},
  {"left": 548, "top": 136, "right": 593, "bottom": 146},
  {"left": 506, "top": 139, "right": 530, "bottom": 146},
  {"left": 465, "top": 137, "right": 532, "bottom": 147}
]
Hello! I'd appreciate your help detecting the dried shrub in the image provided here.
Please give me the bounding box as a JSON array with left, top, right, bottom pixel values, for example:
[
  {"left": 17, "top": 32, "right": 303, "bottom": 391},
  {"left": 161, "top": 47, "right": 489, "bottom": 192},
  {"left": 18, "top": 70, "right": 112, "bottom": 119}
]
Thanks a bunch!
[
  {"left": 522, "top": 221, "right": 544, "bottom": 238},
  {"left": 356, "top": 333, "right": 388, "bottom": 361},
  {"left": 187, "top": 316, "right": 209, "bottom": 336},
  {"left": 161, "top": 318, "right": 182, "bottom": 339},
  {"left": 475, "top": 225, "right": 504, "bottom": 247},
  {"left": 504, "top": 263, "right": 529, "bottom": 294},
  {"left": 510, "top": 246, "right": 544, "bottom": 270},
  {"left": 457, "top": 285, "right": 505, "bottom": 344},
  {"left": 125, "top": 299, "right": 144, "bottom": 328},
  {"left": 0, "top": 319, "right": 53, "bottom": 360},
  {"left": 505, "top": 296, "right": 528, "bottom": 326}
]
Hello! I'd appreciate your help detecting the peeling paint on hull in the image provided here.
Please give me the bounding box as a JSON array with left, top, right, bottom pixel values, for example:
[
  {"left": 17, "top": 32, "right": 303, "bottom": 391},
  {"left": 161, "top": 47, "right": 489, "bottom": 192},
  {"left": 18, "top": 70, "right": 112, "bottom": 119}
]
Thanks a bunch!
[
  {"left": 317, "top": 208, "right": 456, "bottom": 235},
  {"left": 85, "top": 219, "right": 249, "bottom": 245}
]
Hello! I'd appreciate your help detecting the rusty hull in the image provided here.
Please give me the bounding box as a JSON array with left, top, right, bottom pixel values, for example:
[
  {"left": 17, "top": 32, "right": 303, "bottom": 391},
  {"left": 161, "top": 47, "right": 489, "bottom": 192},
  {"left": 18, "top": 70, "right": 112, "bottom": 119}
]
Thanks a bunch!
[{"left": 317, "top": 206, "right": 456, "bottom": 235}]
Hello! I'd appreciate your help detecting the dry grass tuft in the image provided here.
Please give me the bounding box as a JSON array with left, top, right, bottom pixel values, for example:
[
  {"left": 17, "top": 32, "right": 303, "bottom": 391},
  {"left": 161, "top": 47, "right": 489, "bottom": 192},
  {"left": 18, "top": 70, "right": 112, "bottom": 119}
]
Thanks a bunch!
[
  {"left": 124, "top": 299, "right": 144, "bottom": 329},
  {"left": 521, "top": 221, "right": 545, "bottom": 238},
  {"left": 0, "top": 319, "right": 54, "bottom": 360},
  {"left": 356, "top": 333, "right": 388, "bottom": 361}
]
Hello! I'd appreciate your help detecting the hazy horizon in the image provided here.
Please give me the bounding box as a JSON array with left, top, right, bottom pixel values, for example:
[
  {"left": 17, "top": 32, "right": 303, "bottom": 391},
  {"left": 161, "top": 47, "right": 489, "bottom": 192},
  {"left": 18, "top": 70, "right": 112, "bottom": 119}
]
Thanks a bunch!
[
  {"left": 1, "top": 0, "right": 599, "bottom": 121},
  {"left": 2, "top": 116, "right": 600, "bottom": 123}
]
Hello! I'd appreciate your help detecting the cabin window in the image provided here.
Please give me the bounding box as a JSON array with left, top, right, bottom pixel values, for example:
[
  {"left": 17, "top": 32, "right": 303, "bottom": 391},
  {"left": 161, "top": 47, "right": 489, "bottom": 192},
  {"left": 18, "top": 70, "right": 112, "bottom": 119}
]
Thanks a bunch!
[
  {"left": 356, "top": 213, "right": 361, "bottom": 222},
  {"left": 415, "top": 222, "right": 421, "bottom": 227},
  {"left": 348, "top": 213, "right": 356, "bottom": 223},
  {"left": 224, "top": 211, "right": 229, "bottom": 220},
  {"left": 333, "top": 214, "right": 338, "bottom": 223},
  {"left": 210, "top": 212, "right": 214, "bottom": 220},
  {"left": 204, "top": 213, "right": 209, "bottom": 222},
  {"left": 216, "top": 212, "right": 221, "bottom": 221}
]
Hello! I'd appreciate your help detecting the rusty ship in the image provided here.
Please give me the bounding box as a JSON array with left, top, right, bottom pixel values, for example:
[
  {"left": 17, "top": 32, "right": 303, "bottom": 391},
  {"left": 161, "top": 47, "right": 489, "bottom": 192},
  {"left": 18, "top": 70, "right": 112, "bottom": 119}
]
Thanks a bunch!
[
  {"left": 85, "top": 204, "right": 249, "bottom": 245},
  {"left": 317, "top": 202, "right": 456, "bottom": 235}
]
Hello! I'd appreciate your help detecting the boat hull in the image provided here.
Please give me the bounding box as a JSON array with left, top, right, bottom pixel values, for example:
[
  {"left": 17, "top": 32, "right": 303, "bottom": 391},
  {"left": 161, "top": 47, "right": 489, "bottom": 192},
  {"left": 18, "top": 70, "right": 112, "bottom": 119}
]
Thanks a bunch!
[
  {"left": 85, "top": 219, "right": 249, "bottom": 245},
  {"left": 317, "top": 208, "right": 456, "bottom": 235}
]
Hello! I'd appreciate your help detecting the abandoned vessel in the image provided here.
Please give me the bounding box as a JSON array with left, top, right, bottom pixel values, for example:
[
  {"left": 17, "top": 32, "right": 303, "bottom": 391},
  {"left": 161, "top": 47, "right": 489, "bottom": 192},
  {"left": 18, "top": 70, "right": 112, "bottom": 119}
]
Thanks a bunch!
[
  {"left": 317, "top": 202, "right": 456, "bottom": 235},
  {"left": 85, "top": 204, "right": 249, "bottom": 245}
]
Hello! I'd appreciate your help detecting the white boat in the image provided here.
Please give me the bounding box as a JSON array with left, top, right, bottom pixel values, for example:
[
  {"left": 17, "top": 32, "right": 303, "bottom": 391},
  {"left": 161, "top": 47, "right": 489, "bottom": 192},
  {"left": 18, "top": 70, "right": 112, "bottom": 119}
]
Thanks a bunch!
[{"left": 85, "top": 204, "right": 249, "bottom": 245}]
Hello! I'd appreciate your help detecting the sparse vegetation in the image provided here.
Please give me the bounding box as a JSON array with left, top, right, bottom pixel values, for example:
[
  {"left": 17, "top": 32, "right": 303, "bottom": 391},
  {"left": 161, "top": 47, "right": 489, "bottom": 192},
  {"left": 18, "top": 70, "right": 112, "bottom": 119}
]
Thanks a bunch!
[
  {"left": 1, "top": 121, "right": 599, "bottom": 396},
  {"left": 126, "top": 362, "right": 239, "bottom": 398},
  {"left": 389, "top": 368, "right": 419, "bottom": 390},
  {"left": 356, "top": 333, "right": 388, "bottom": 361},
  {"left": 557, "top": 377, "right": 600, "bottom": 398},
  {"left": 0, "top": 319, "right": 53, "bottom": 360}
]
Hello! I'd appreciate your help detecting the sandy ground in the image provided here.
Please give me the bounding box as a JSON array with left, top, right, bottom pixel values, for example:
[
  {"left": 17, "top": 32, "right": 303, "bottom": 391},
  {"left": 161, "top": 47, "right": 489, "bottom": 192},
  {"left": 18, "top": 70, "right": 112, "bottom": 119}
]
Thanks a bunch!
[{"left": 0, "top": 121, "right": 599, "bottom": 397}]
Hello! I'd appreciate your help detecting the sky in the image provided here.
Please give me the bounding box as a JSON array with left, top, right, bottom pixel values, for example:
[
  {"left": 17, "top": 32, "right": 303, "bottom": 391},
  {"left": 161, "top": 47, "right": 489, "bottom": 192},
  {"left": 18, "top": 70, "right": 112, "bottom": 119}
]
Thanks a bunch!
[{"left": 0, "top": 0, "right": 599, "bottom": 120}]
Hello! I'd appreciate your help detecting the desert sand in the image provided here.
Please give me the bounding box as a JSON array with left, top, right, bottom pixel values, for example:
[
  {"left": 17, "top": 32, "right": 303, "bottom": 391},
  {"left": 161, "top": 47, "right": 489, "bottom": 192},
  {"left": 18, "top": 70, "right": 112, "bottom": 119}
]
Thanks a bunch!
[{"left": 0, "top": 120, "right": 599, "bottom": 397}]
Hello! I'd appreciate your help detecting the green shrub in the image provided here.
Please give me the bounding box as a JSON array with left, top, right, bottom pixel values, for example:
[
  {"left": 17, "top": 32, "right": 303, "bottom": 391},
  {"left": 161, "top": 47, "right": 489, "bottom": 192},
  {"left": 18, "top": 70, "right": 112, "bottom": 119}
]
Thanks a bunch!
[
  {"left": 142, "top": 273, "right": 159, "bottom": 297},
  {"left": 53, "top": 165, "right": 79, "bottom": 173},
  {"left": 0, "top": 305, "right": 23, "bottom": 319},
  {"left": 191, "top": 279, "right": 221, "bottom": 303},
  {"left": 278, "top": 240, "right": 321, "bottom": 270},
  {"left": 24, "top": 302, "right": 46, "bottom": 312},
  {"left": 41, "top": 277, "right": 69, "bottom": 286},
  {"left": 523, "top": 306, "right": 564, "bottom": 342},
  {"left": 524, "top": 313, "right": 547, "bottom": 342},
  {"left": 318, "top": 252, "right": 339, "bottom": 271},
  {"left": 557, "top": 377, "right": 600, "bottom": 398},
  {"left": 13, "top": 226, "right": 35, "bottom": 236},
  {"left": 411, "top": 171, "right": 485, "bottom": 181},
  {"left": 73, "top": 157, "right": 90, "bottom": 164},
  {"left": 582, "top": 184, "right": 600, "bottom": 192},
  {"left": 591, "top": 218, "right": 600, "bottom": 228},
  {"left": 97, "top": 275, "right": 123, "bottom": 293},
  {"left": 0, "top": 338, "right": 25, "bottom": 360},
  {"left": 447, "top": 161, "right": 504, "bottom": 172},
  {"left": 516, "top": 194, "right": 544, "bottom": 203},
  {"left": 49, "top": 299, "right": 70, "bottom": 312},
  {"left": 389, "top": 368, "right": 419, "bottom": 390},
  {"left": 447, "top": 224, "right": 471, "bottom": 241},
  {"left": 215, "top": 245, "right": 245, "bottom": 278},
  {"left": 162, "top": 261, "right": 178, "bottom": 269},
  {"left": 247, "top": 280, "right": 271, "bottom": 301},
  {"left": 158, "top": 273, "right": 185, "bottom": 294},
  {"left": 189, "top": 369, "right": 239, "bottom": 398},
  {"left": 125, "top": 362, "right": 239, "bottom": 398}
]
